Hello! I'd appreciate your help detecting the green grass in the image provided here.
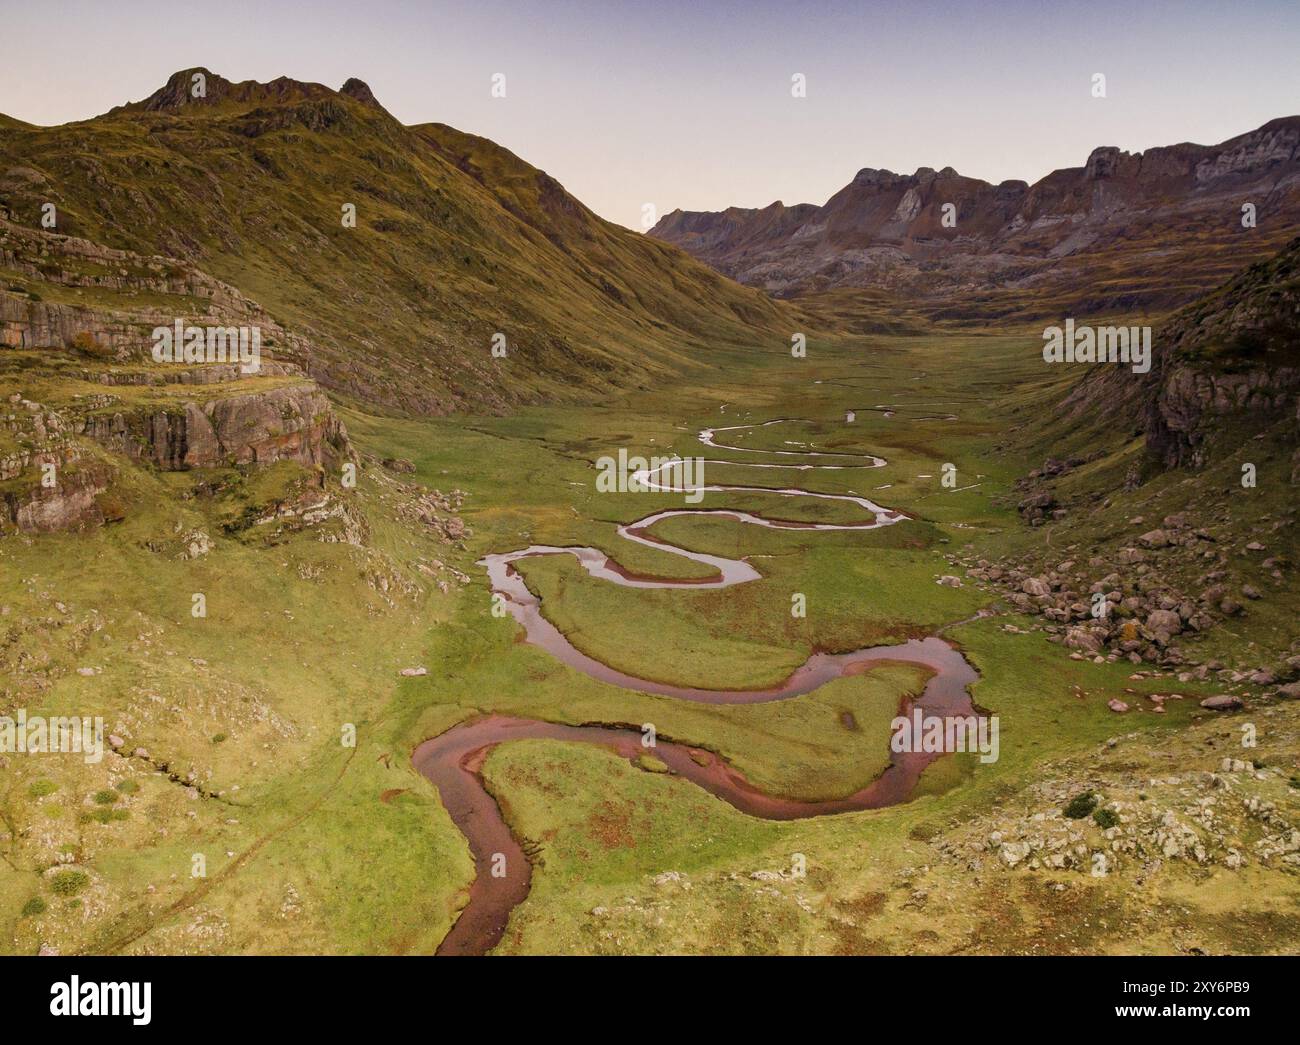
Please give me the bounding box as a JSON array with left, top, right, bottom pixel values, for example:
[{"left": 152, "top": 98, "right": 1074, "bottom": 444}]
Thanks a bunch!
[{"left": 3, "top": 326, "right": 1295, "bottom": 957}]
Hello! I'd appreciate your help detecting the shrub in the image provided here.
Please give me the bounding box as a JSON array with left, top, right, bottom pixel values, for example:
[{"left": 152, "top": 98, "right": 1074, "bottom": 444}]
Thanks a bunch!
[
  {"left": 68, "top": 331, "right": 113, "bottom": 359},
  {"left": 92, "top": 789, "right": 117, "bottom": 805},
  {"left": 1063, "top": 791, "right": 1099, "bottom": 819},
  {"left": 95, "top": 491, "right": 127, "bottom": 523},
  {"left": 80, "top": 808, "right": 129, "bottom": 825},
  {"left": 114, "top": 779, "right": 138, "bottom": 794},
  {"left": 28, "top": 780, "right": 57, "bottom": 799},
  {"left": 21, "top": 896, "right": 47, "bottom": 918},
  {"left": 211, "top": 733, "right": 227, "bottom": 744},
  {"left": 50, "top": 870, "right": 89, "bottom": 897},
  {"left": 1093, "top": 807, "right": 1120, "bottom": 830}
]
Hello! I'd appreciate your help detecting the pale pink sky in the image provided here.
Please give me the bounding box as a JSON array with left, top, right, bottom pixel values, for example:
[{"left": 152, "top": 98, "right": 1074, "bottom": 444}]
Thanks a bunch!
[{"left": 2, "top": 0, "right": 1297, "bottom": 228}]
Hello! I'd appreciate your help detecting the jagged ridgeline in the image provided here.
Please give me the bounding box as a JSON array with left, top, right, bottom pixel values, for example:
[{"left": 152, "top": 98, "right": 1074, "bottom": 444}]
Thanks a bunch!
[
  {"left": 0, "top": 68, "right": 792, "bottom": 415},
  {"left": 651, "top": 118, "right": 1300, "bottom": 322}
]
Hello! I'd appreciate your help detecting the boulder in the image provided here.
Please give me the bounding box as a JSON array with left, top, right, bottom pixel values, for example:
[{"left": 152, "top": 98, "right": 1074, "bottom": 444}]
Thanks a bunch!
[
  {"left": 1145, "top": 609, "right": 1183, "bottom": 638},
  {"left": 1199, "top": 695, "right": 1243, "bottom": 711},
  {"left": 1065, "top": 626, "right": 1104, "bottom": 654}
]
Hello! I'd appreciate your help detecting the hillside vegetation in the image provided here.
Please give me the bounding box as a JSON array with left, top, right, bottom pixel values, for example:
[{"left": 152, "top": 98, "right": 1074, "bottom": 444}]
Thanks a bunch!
[{"left": 0, "top": 69, "right": 795, "bottom": 414}]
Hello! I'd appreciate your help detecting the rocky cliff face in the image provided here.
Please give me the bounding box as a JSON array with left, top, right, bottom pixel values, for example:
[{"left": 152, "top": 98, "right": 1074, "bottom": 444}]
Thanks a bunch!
[
  {"left": 651, "top": 117, "right": 1300, "bottom": 319},
  {"left": 2, "top": 458, "right": 113, "bottom": 534},
  {"left": 1143, "top": 238, "right": 1300, "bottom": 470},
  {"left": 1146, "top": 362, "right": 1300, "bottom": 471},
  {"left": 2, "top": 374, "right": 353, "bottom": 534},
  {"left": 0, "top": 218, "right": 353, "bottom": 534},
  {"left": 1054, "top": 236, "right": 1300, "bottom": 475},
  {"left": 0, "top": 218, "right": 313, "bottom": 368},
  {"left": 80, "top": 384, "right": 350, "bottom": 471}
]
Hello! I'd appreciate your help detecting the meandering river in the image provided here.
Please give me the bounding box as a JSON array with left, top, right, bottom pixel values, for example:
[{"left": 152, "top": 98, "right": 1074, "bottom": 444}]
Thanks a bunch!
[{"left": 413, "top": 419, "right": 982, "bottom": 955}]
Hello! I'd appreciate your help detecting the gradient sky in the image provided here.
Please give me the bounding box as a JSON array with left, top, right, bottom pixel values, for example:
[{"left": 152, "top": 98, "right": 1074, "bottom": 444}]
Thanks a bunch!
[{"left": 2, "top": 0, "right": 1297, "bottom": 229}]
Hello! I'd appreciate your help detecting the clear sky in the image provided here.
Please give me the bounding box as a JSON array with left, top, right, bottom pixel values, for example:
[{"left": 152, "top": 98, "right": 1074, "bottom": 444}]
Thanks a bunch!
[{"left": 2, "top": 0, "right": 1297, "bottom": 229}]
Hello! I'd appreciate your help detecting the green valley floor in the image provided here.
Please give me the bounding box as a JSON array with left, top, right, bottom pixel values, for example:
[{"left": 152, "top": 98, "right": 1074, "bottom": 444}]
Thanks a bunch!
[{"left": 3, "top": 331, "right": 1297, "bottom": 955}]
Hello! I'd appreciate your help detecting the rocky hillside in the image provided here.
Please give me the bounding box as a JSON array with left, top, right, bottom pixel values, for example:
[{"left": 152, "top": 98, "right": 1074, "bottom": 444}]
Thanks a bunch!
[
  {"left": 1143, "top": 237, "right": 1300, "bottom": 473},
  {"left": 963, "top": 238, "right": 1299, "bottom": 679},
  {"left": 0, "top": 216, "right": 352, "bottom": 533},
  {"left": 0, "top": 69, "right": 793, "bottom": 415},
  {"left": 1052, "top": 235, "right": 1300, "bottom": 479},
  {"left": 651, "top": 118, "right": 1300, "bottom": 321}
]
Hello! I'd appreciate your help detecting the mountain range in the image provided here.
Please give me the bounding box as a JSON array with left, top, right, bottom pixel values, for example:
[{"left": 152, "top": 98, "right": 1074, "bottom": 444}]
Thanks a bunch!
[
  {"left": 651, "top": 117, "right": 1300, "bottom": 322},
  {"left": 3, "top": 60, "right": 1299, "bottom": 962}
]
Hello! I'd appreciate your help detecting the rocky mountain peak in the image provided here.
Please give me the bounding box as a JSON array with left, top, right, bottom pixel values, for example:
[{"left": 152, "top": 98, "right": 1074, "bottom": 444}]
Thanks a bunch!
[
  {"left": 137, "top": 67, "right": 231, "bottom": 110},
  {"left": 1085, "top": 146, "right": 1125, "bottom": 179},
  {"left": 651, "top": 116, "right": 1300, "bottom": 314},
  {"left": 340, "top": 77, "right": 386, "bottom": 112},
  {"left": 128, "top": 69, "right": 366, "bottom": 116},
  {"left": 851, "top": 167, "right": 902, "bottom": 187}
]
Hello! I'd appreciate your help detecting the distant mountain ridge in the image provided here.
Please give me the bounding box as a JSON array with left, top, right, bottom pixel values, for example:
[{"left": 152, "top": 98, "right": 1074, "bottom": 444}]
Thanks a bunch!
[{"left": 651, "top": 117, "right": 1300, "bottom": 321}]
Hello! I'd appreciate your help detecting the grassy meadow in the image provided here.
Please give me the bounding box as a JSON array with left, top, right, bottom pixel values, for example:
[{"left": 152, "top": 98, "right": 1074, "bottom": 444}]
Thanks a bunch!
[{"left": 4, "top": 329, "right": 1297, "bottom": 956}]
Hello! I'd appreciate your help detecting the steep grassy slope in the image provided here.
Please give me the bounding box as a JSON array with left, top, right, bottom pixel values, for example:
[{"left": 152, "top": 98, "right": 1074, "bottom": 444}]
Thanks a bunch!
[{"left": 0, "top": 69, "right": 793, "bottom": 414}]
